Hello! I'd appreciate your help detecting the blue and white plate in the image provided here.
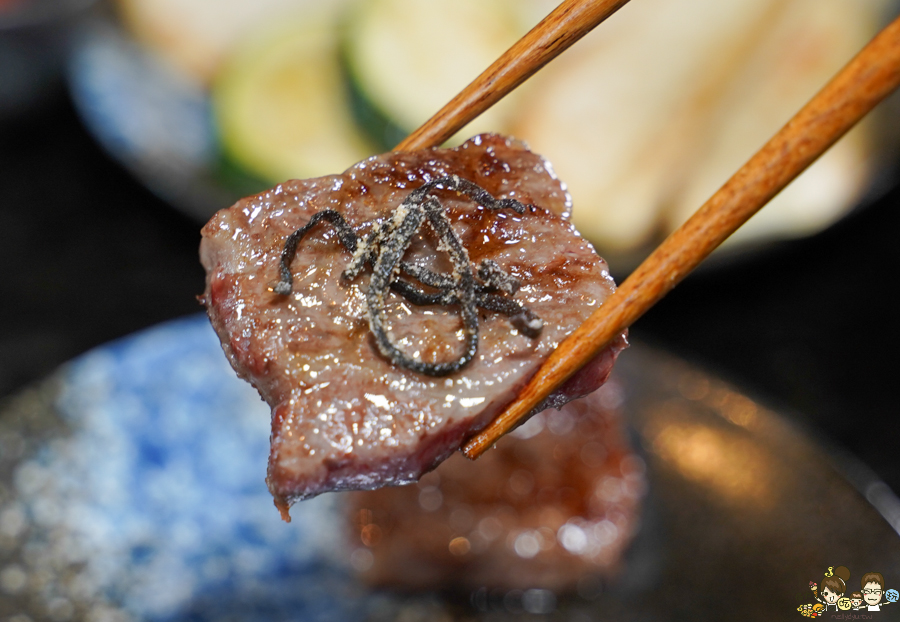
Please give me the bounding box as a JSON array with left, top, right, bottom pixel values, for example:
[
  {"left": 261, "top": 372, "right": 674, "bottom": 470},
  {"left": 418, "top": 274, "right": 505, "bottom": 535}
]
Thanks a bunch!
[
  {"left": 0, "top": 316, "right": 368, "bottom": 621},
  {"left": 1, "top": 315, "right": 899, "bottom": 621}
]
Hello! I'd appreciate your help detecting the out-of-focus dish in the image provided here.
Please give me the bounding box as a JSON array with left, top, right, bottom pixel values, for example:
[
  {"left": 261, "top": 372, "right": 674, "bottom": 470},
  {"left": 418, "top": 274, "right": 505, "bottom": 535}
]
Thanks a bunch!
[
  {"left": 1, "top": 315, "right": 899, "bottom": 621},
  {"left": 67, "top": 0, "right": 900, "bottom": 270}
]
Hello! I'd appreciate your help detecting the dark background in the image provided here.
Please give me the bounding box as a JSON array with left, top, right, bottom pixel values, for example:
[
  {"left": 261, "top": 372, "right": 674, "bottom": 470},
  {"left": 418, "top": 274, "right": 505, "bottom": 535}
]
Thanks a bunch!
[{"left": 1, "top": 27, "right": 898, "bottom": 498}]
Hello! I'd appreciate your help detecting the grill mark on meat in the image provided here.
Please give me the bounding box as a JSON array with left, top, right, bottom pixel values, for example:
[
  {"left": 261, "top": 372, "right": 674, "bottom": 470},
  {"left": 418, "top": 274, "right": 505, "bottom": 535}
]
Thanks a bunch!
[{"left": 200, "top": 134, "right": 625, "bottom": 519}]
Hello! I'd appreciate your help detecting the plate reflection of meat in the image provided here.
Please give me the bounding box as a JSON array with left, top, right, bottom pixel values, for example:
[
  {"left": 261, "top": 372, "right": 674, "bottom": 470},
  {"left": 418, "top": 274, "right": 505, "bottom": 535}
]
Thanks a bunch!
[
  {"left": 200, "top": 134, "right": 625, "bottom": 518},
  {"left": 347, "top": 385, "right": 645, "bottom": 592}
]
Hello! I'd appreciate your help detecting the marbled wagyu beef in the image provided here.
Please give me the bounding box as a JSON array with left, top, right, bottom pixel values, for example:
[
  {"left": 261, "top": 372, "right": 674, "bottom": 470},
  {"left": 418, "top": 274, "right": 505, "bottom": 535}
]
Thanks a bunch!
[{"left": 200, "top": 134, "right": 626, "bottom": 519}]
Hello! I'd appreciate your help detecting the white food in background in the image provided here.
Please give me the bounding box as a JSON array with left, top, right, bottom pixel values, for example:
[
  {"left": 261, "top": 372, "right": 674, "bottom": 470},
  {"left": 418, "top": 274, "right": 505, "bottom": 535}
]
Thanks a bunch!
[
  {"left": 514, "top": 0, "right": 889, "bottom": 253},
  {"left": 666, "top": 0, "right": 883, "bottom": 246},
  {"left": 514, "top": 0, "right": 783, "bottom": 251}
]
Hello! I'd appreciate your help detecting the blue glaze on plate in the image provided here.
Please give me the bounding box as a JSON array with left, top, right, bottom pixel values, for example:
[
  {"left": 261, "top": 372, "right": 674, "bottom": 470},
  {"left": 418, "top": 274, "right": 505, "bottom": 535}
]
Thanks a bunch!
[{"left": 17, "top": 315, "right": 364, "bottom": 621}]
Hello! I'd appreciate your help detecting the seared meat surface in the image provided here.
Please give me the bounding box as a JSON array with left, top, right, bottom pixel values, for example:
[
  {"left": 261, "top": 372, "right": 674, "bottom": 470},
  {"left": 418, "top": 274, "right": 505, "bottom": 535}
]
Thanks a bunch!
[
  {"left": 347, "top": 385, "right": 645, "bottom": 592},
  {"left": 200, "top": 134, "right": 625, "bottom": 517}
]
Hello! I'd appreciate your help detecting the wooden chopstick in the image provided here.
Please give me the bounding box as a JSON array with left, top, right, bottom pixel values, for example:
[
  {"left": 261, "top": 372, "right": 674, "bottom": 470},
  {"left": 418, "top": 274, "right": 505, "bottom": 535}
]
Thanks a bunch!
[
  {"left": 462, "top": 13, "right": 900, "bottom": 459},
  {"left": 394, "top": 0, "right": 632, "bottom": 152}
]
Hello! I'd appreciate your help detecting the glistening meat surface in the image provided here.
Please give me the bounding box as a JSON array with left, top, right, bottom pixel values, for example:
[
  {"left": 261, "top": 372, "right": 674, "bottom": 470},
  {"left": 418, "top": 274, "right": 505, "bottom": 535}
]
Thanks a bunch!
[
  {"left": 200, "top": 134, "right": 626, "bottom": 518},
  {"left": 347, "top": 385, "right": 646, "bottom": 592}
]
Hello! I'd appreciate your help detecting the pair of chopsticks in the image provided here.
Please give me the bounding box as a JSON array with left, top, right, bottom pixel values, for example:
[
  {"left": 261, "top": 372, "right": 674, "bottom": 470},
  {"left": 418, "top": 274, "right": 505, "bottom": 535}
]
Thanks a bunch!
[{"left": 396, "top": 0, "right": 900, "bottom": 459}]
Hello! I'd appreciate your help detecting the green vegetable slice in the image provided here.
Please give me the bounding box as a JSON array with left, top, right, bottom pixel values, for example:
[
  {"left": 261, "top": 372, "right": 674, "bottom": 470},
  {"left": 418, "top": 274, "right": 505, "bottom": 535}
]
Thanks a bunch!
[
  {"left": 343, "top": 0, "right": 524, "bottom": 148},
  {"left": 214, "top": 10, "right": 375, "bottom": 183}
]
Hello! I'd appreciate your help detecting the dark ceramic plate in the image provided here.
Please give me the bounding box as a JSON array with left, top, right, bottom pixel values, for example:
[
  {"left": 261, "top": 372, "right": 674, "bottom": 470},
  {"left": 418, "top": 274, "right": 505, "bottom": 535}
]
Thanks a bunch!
[{"left": 1, "top": 315, "right": 898, "bottom": 621}]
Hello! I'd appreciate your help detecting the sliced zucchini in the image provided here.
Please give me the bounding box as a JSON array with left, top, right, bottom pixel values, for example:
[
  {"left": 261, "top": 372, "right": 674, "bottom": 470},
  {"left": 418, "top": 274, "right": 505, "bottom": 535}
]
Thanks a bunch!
[
  {"left": 343, "top": 0, "right": 525, "bottom": 148},
  {"left": 213, "top": 9, "right": 375, "bottom": 183}
]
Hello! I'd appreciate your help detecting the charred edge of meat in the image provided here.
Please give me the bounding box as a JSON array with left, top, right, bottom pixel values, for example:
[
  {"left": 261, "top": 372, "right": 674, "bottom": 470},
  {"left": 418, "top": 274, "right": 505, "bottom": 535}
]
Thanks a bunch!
[{"left": 274, "top": 175, "right": 543, "bottom": 376}]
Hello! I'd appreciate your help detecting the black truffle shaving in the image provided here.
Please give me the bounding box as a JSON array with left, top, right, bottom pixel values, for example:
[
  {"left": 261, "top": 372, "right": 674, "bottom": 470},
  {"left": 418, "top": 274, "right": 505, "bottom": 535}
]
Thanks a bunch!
[{"left": 274, "top": 175, "right": 544, "bottom": 377}]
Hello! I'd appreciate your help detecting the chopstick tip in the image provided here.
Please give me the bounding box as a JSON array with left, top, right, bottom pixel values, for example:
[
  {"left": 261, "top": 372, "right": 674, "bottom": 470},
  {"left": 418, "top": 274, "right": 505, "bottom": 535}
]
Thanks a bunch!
[{"left": 461, "top": 434, "right": 491, "bottom": 460}]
